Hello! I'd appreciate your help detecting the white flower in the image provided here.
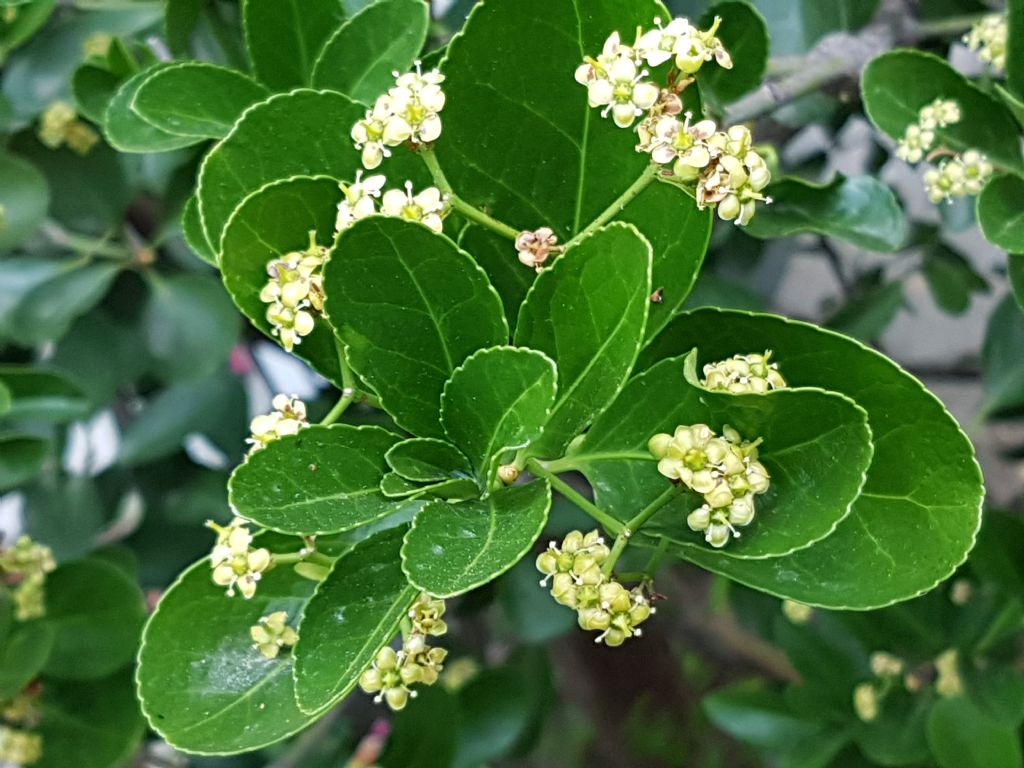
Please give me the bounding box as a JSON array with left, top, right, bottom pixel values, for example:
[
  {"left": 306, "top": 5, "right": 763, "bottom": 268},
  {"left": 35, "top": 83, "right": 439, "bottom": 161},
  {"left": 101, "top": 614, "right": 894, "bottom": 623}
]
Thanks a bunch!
[
  {"left": 674, "top": 15, "right": 732, "bottom": 74},
  {"left": 207, "top": 517, "right": 272, "bottom": 599},
  {"left": 918, "top": 98, "right": 961, "bottom": 130},
  {"left": 381, "top": 181, "right": 447, "bottom": 233},
  {"left": 640, "top": 111, "right": 717, "bottom": 167},
  {"left": 574, "top": 32, "right": 631, "bottom": 86},
  {"left": 351, "top": 96, "right": 395, "bottom": 170},
  {"left": 964, "top": 13, "right": 1007, "bottom": 73},
  {"left": 636, "top": 17, "right": 695, "bottom": 67},
  {"left": 895, "top": 123, "right": 935, "bottom": 164},
  {"left": 337, "top": 171, "right": 386, "bottom": 232},
  {"left": 247, "top": 394, "right": 308, "bottom": 452},
  {"left": 575, "top": 33, "right": 658, "bottom": 128},
  {"left": 260, "top": 234, "right": 328, "bottom": 351}
]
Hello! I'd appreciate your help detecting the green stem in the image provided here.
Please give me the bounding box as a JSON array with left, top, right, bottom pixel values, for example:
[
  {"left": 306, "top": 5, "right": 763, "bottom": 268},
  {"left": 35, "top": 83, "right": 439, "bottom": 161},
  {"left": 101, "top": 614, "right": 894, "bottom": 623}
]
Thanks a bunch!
[
  {"left": 602, "top": 485, "right": 679, "bottom": 576},
  {"left": 642, "top": 536, "right": 670, "bottom": 579},
  {"left": 525, "top": 458, "right": 623, "bottom": 535},
  {"left": 419, "top": 148, "right": 520, "bottom": 240},
  {"left": 564, "top": 163, "right": 660, "bottom": 249},
  {"left": 321, "top": 341, "right": 359, "bottom": 426},
  {"left": 41, "top": 221, "right": 131, "bottom": 260}
]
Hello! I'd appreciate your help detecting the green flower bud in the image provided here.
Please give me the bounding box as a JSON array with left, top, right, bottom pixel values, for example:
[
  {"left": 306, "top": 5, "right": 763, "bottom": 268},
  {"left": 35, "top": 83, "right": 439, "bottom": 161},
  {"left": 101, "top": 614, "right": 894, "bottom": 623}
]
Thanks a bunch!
[{"left": 647, "top": 432, "right": 673, "bottom": 459}]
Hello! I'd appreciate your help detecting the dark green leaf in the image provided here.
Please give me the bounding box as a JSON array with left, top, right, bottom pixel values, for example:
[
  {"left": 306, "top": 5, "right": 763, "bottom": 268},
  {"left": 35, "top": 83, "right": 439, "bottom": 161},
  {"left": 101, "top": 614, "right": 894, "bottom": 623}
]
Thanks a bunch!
[
  {"left": 243, "top": 0, "right": 344, "bottom": 90},
  {"left": 165, "top": 0, "right": 204, "bottom": 57},
  {"left": 0, "top": 433, "right": 49, "bottom": 490},
  {"left": 996, "top": 83, "right": 1024, "bottom": 129},
  {"left": 454, "top": 660, "right": 537, "bottom": 768},
  {"left": 922, "top": 245, "right": 988, "bottom": 314},
  {"left": 700, "top": 2, "right": 769, "bottom": 105},
  {"left": 294, "top": 526, "right": 416, "bottom": 713},
  {"left": 103, "top": 63, "right": 204, "bottom": 153},
  {"left": 386, "top": 438, "right": 472, "bottom": 482},
  {"left": 23, "top": 476, "right": 105, "bottom": 561},
  {"left": 0, "top": 152, "right": 48, "bottom": 250},
  {"left": 440, "top": 347, "right": 557, "bottom": 487},
  {"left": 927, "top": 696, "right": 1024, "bottom": 768},
  {"left": 8, "top": 261, "right": 121, "bottom": 345},
  {"left": 744, "top": 175, "right": 906, "bottom": 252},
  {"left": 704, "top": 679, "right": 823, "bottom": 749},
  {"left": 323, "top": 217, "right": 508, "bottom": 438},
  {"left": 0, "top": 621, "right": 53, "bottom": 699},
  {"left": 854, "top": 690, "right": 931, "bottom": 766},
  {"left": 131, "top": 62, "right": 270, "bottom": 139},
  {"left": 459, "top": 226, "right": 535, "bottom": 330},
  {"left": 229, "top": 424, "right": 402, "bottom": 535},
  {"left": 401, "top": 480, "right": 551, "bottom": 597},
  {"left": 0, "top": 365, "right": 90, "bottom": 423},
  {"left": 826, "top": 281, "right": 904, "bottom": 341},
  {"left": 1007, "top": 0, "right": 1024, "bottom": 100},
  {"left": 1011, "top": 254, "right": 1024, "bottom": 311},
  {"left": 71, "top": 63, "right": 122, "bottom": 124},
  {"left": 515, "top": 223, "right": 651, "bottom": 457},
  {"left": 497, "top": 555, "right": 576, "bottom": 644},
  {"left": 380, "top": 685, "right": 460, "bottom": 768},
  {"left": 978, "top": 174, "right": 1024, "bottom": 254},
  {"left": 981, "top": 294, "right": 1024, "bottom": 417},
  {"left": 311, "top": 0, "right": 429, "bottom": 105}
]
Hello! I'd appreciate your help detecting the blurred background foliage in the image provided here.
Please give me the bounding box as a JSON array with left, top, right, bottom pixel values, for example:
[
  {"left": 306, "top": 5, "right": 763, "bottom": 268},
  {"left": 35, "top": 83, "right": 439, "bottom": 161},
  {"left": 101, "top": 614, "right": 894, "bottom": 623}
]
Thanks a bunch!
[{"left": 0, "top": 0, "right": 1023, "bottom": 766}]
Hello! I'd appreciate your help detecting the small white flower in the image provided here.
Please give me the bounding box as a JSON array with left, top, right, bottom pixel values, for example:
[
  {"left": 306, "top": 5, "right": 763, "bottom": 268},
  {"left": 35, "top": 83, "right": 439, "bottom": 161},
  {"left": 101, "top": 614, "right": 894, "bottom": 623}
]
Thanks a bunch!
[
  {"left": 336, "top": 171, "right": 387, "bottom": 232},
  {"left": 964, "top": 13, "right": 1007, "bottom": 73},
  {"left": 207, "top": 517, "right": 272, "bottom": 599},
  {"left": 575, "top": 33, "right": 658, "bottom": 128},
  {"left": 674, "top": 15, "right": 732, "bottom": 74},
  {"left": 636, "top": 17, "right": 695, "bottom": 67},
  {"left": 381, "top": 181, "right": 448, "bottom": 233}
]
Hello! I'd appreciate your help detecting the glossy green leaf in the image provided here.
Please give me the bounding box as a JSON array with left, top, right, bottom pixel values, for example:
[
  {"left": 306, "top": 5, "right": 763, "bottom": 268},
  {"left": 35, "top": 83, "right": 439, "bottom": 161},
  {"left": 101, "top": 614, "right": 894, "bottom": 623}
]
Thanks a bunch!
[
  {"left": 638, "top": 309, "right": 984, "bottom": 609},
  {"left": 386, "top": 437, "right": 472, "bottom": 482},
  {"left": 700, "top": 2, "right": 769, "bottom": 105},
  {"left": 401, "top": 479, "right": 551, "bottom": 597},
  {"left": 220, "top": 175, "right": 344, "bottom": 385},
  {"left": 243, "top": 0, "right": 343, "bottom": 90},
  {"left": 0, "top": 433, "right": 49, "bottom": 491},
  {"left": 131, "top": 62, "right": 270, "bottom": 139},
  {"left": 981, "top": 294, "right": 1024, "bottom": 417},
  {"left": 103, "top": 64, "right": 203, "bottom": 153},
  {"left": 862, "top": 50, "right": 1024, "bottom": 174},
  {"left": 440, "top": 347, "right": 557, "bottom": 487},
  {"left": 927, "top": 697, "right": 1024, "bottom": 768},
  {"left": 576, "top": 352, "right": 872, "bottom": 560},
  {"left": 515, "top": 223, "right": 651, "bottom": 458},
  {"left": 744, "top": 175, "right": 906, "bottom": 252},
  {"left": 0, "top": 365, "right": 90, "bottom": 423},
  {"left": 978, "top": 174, "right": 1024, "bottom": 254},
  {"left": 182, "top": 194, "right": 218, "bottom": 266},
  {"left": 922, "top": 245, "right": 988, "bottom": 315},
  {"left": 71, "top": 63, "right": 122, "bottom": 124},
  {"left": 143, "top": 272, "right": 240, "bottom": 382},
  {"left": 42, "top": 558, "right": 146, "bottom": 680},
  {"left": 437, "top": 0, "right": 665, "bottom": 237},
  {"left": 138, "top": 553, "right": 322, "bottom": 754},
  {"left": 294, "top": 526, "right": 416, "bottom": 713},
  {"left": 0, "top": 152, "right": 48, "bottom": 250},
  {"left": 311, "top": 0, "right": 429, "bottom": 104},
  {"left": 324, "top": 217, "right": 508, "bottom": 438},
  {"left": 230, "top": 424, "right": 402, "bottom": 535},
  {"left": 0, "top": 620, "right": 53, "bottom": 699}
]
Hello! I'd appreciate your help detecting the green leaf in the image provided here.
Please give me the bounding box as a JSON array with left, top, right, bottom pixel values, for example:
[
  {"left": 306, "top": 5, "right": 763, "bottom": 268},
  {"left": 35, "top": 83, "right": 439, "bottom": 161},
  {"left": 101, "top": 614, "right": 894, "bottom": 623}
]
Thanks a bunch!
[
  {"left": 927, "top": 696, "right": 1024, "bottom": 768},
  {"left": 981, "top": 294, "right": 1024, "bottom": 417},
  {"left": 181, "top": 194, "right": 218, "bottom": 266},
  {"left": 380, "top": 685, "right": 460, "bottom": 768},
  {"left": 638, "top": 309, "right": 984, "bottom": 609},
  {"left": 323, "top": 217, "right": 509, "bottom": 438},
  {"left": 36, "top": 669, "right": 145, "bottom": 768},
  {"left": 0, "top": 621, "right": 53, "bottom": 699},
  {"left": 165, "top": 0, "right": 203, "bottom": 57},
  {"left": 515, "top": 223, "right": 652, "bottom": 458},
  {"left": 381, "top": 472, "right": 479, "bottom": 501},
  {"left": 8, "top": 261, "right": 121, "bottom": 345},
  {"left": 0, "top": 365, "right": 90, "bottom": 423},
  {"left": 576, "top": 351, "right": 872, "bottom": 560},
  {"left": 386, "top": 438, "right": 473, "bottom": 482},
  {"left": 854, "top": 690, "right": 931, "bottom": 767},
  {"left": 862, "top": 50, "right": 1024, "bottom": 174},
  {"left": 71, "top": 63, "right": 122, "bottom": 124},
  {"left": 143, "top": 272, "right": 240, "bottom": 382},
  {"left": 440, "top": 347, "right": 557, "bottom": 487},
  {"left": 103, "top": 63, "right": 204, "bottom": 153},
  {"left": 459, "top": 226, "right": 535, "bottom": 330},
  {"left": 0, "top": 0, "right": 57, "bottom": 60},
  {"left": 454, "top": 657, "right": 540, "bottom": 768},
  {"left": 437, "top": 0, "right": 666, "bottom": 237},
  {"left": 703, "top": 679, "right": 823, "bottom": 749},
  {"left": 978, "top": 174, "right": 1024, "bottom": 254},
  {"left": 1007, "top": 0, "right": 1024, "bottom": 101},
  {"left": 827, "top": 280, "right": 904, "bottom": 342},
  {"left": 922, "top": 245, "right": 988, "bottom": 315},
  {"left": 230, "top": 424, "right": 402, "bottom": 535},
  {"left": 243, "top": 0, "right": 344, "bottom": 90},
  {"left": 1011, "top": 254, "right": 1024, "bottom": 311},
  {"left": 294, "top": 526, "right": 416, "bottom": 714},
  {"left": 996, "top": 83, "right": 1024, "bottom": 130},
  {"left": 131, "top": 62, "right": 270, "bottom": 139},
  {"left": 197, "top": 89, "right": 364, "bottom": 249},
  {"left": 0, "top": 433, "right": 49, "bottom": 491},
  {"left": 220, "top": 175, "right": 344, "bottom": 385},
  {"left": 700, "top": 2, "right": 769, "bottom": 105},
  {"left": 401, "top": 480, "right": 551, "bottom": 597},
  {"left": 744, "top": 175, "right": 906, "bottom": 252},
  {"left": 311, "top": 0, "right": 429, "bottom": 105},
  {"left": 138, "top": 553, "right": 323, "bottom": 754},
  {"left": 23, "top": 476, "right": 105, "bottom": 561},
  {"left": 42, "top": 558, "right": 146, "bottom": 680},
  {"left": 0, "top": 152, "right": 48, "bottom": 250}
]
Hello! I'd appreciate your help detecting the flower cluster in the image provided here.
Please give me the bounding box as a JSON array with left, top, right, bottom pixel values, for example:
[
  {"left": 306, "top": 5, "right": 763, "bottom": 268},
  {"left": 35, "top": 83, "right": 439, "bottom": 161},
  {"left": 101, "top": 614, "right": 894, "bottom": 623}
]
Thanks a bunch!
[
  {"left": 260, "top": 232, "right": 328, "bottom": 351},
  {"left": 250, "top": 611, "right": 299, "bottom": 659},
  {"left": 352, "top": 62, "right": 446, "bottom": 170},
  {"left": 0, "top": 536, "right": 56, "bottom": 621},
  {"left": 37, "top": 101, "right": 99, "bottom": 156},
  {"left": 701, "top": 351, "right": 787, "bottom": 394},
  {"left": 335, "top": 175, "right": 449, "bottom": 236},
  {"left": 894, "top": 98, "right": 961, "bottom": 163},
  {"left": 536, "top": 530, "right": 654, "bottom": 646},
  {"left": 359, "top": 594, "right": 448, "bottom": 710},
  {"left": 206, "top": 517, "right": 271, "bottom": 599},
  {"left": 247, "top": 394, "right": 308, "bottom": 453},
  {"left": 0, "top": 725, "right": 41, "bottom": 766},
  {"left": 964, "top": 13, "right": 1007, "bottom": 74},
  {"left": 648, "top": 424, "right": 770, "bottom": 548},
  {"left": 924, "top": 150, "right": 993, "bottom": 204}
]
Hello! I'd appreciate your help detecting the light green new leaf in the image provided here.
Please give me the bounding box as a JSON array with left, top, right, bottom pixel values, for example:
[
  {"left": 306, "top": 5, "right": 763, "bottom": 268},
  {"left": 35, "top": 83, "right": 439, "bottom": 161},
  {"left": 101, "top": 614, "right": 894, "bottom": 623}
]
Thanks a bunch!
[
  {"left": 220, "top": 175, "right": 344, "bottom": 385},
  {"left": 401, "top": 480, "right": 551, "bottom": 597},
  {"left": 323, "top": 217, "right": 509, "bottom": 438},
  {"left": 243, "top": 0, "right": 344, "bottom": 90},
  {"left": 103, "top": 64, "right": 204, "bottom": 153},
  {"left": 294, "top": 526, "right": 416, "bottom": 714},
  {"left": 0, "top": 433, "right": 49, "bottom": 491},
  {"left": 137, "top": 554, "right": 322, "bottom": 754},
  {"left": 0, "top": 365, "right": 90, "bottom": 423},
  {"left": 700, "top": 2, "right": 769, "bottom": 105},
  {"left": 862, "top": 50, "right": 1024, "bottom": 174},
  {"left": 981, "top": 294, "right": 1024, "bottom": 417},
  {"left": 311, "top": 0, "right": 429, "bottom": 105},
  {"left": 441, "top": 347, "right": 557, "bottom": 487},
  {"left": 638, "top": 309, "right": 984, "bottom": 609},
  {"left": 928, "top": 697, "right": 1024, "bottom": 768},
  {"left": 0, "top": 152, "right": 48, "bottom": 251},
  {"left": 42, "top": 558, "right": 147, "bottom": 680},
  {"left": 229, "top": 424, "right": 403, "bottom": 535},
  {"left": 131, "top": 62, "right": 270, "bottom": 139},
  {"left": 744, "top": 175, "right": 906, "bottom": 252},
  {"left": 576, "top": 352, "right": 872, "bottom": 560},
  {"left": 515, "top": 223, "right": 651, "bottom": 458},
  {"left": 386, "top": 438, "right": 473, "bottom": 483},
  {"left": 978, "top": 174, "right": 1024, "bottom": 254}
]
